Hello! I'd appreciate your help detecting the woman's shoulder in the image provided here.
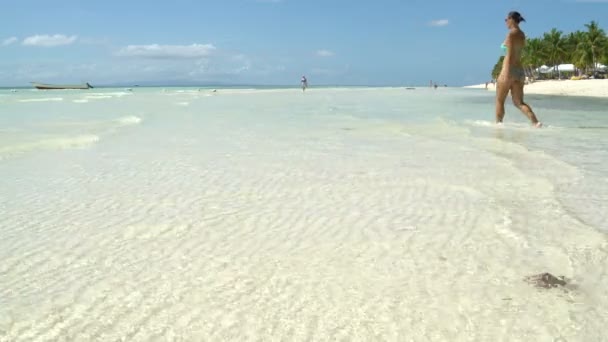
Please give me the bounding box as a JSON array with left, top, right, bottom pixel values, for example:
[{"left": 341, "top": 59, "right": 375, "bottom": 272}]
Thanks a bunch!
[
  {"left": 514, "top": 28, "right": 525, "bottom": 38},
  {"left": 507, "top": 29, "right": 525, "bottom": 42}
]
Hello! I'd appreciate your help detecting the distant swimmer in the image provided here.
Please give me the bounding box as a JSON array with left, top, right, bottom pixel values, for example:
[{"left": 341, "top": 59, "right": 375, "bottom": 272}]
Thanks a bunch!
[
  {"left": 495, "top": 11, "right": 542, "bottom": 128},
  {"left": 301, "top": 76, "right": 308, "bottom": 92}
]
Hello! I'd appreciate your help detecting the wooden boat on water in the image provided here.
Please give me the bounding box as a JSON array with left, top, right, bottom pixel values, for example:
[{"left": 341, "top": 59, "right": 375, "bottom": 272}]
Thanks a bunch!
[{"left": 31, "top": 82, "right": 93, "bottom": 90}]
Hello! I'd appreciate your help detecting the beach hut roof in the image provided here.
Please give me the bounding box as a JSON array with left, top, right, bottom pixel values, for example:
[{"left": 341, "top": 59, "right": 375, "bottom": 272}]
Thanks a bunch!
[
  {"left": 535, "top": 65, "right": 552, "bottom": 73},
  {"left": 556, "top": 64, "right": 576, "bottom": 72}
]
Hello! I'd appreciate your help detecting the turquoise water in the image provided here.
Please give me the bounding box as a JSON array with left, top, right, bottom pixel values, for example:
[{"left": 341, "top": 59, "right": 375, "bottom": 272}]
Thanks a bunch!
[
  {"left": 1, "top": 86, "right": 607, "bottom": 340},
  {"left": 5, "top": 86, "right": 603, "bottom": 228}
]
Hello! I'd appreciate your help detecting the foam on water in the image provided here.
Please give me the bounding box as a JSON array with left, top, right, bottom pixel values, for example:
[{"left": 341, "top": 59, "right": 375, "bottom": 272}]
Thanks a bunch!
[
  {"left": 0, "top": 134, "right": 99, "bottom": 160},
  {"left": 115, "top": 115, "right": 142, "bottom": 126},
  {"left": 105, "top": 91, "right": 133, "bottom": 97},
  {"left": 0, "top": 87, "right": 607, "bottom": 341},
  {"left": 85, "top": 95, "right": 113, "bottom": 100},
  {"left": 0, "top": 92, "right": 144, "bottom": 160},
  {"left": 465, "top": 119, "right": 565, "bottom": 132},
  {"left": 18, "top": 97, "right": 64, "bottom": 102}
]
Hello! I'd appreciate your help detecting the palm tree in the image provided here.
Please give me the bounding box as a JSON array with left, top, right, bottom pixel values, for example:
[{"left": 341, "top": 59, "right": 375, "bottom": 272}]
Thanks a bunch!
[
  {"left": 602, "top": 45, "right": 608, "bottom": 67},
  {"left": 523, "top": 38, "right": 544, "bottom": 81},
  {"left": 603, "top": 36, "right": 608, "bottom": 63},
  {"left": 584, "top": 21, "right": 607, "bottom": 73},
  {"left": 602, "top": 34, "right": 608, "bottom": 67},
  {"left": 542, "top": 28, "right": 567, "bottom": 77},
  {"left": 567, "top": 31, "right": 592, "bottom": 74}
]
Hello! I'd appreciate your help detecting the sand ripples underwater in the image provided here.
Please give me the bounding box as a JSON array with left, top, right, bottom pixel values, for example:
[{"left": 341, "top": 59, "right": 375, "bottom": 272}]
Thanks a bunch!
[{"left": 1, "top": 88, "right": 607, "bottom": 341}]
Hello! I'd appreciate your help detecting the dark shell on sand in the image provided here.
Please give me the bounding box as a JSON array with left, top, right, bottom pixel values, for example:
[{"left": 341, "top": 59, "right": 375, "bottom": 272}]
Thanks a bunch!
[{"left": 524, "top": 273, "right": 568, "bottom": 289}]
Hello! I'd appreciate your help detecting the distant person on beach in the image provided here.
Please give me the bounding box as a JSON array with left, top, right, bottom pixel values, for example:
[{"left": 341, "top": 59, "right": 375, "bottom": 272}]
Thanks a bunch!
[
  {"left": 496, "top": 11, "right": 542, "bottom": 127},
  {"left": 301, "top": 76, "right": 308, "bottom": 92}
]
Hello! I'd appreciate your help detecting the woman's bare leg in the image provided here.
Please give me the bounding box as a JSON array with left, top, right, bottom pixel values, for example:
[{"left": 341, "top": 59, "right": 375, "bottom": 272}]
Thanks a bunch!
[
  {"left": 510, "top": 81, "right": 541, "bottom": 126},
  {"left": 495, "top": 79, "right": 511, "bottom": 123}
]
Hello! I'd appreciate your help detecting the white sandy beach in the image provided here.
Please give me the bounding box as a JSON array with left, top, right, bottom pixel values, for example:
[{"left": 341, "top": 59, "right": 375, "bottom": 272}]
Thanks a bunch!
[{"left": 464, "top": 79, "right": 608, "bottom": 98}]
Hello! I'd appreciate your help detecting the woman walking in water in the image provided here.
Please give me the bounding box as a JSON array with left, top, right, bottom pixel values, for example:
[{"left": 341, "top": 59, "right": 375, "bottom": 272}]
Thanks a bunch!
[{"left": 496, "top": 11, "right": 542, "bottom": 127}]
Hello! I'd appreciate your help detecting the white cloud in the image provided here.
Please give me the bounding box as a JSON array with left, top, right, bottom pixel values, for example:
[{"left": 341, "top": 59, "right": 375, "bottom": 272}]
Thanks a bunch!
[
  {"left": 187, "top": 54, "right": 252, "bottom": 78},
  {"left": 429, "top": 19, "right": 449, "bottom": 27},
  {"left": 22, "top": 34, "right": 77, "bottom": 47},
  {"left": 116, "top": 44, "right": 217, "bottom": 59},
  {"left": 316, "top": 49, "right": 335, "bottom": 57},
  {"left": 2, "top": 37, "right": 18, "bottom": 46}
]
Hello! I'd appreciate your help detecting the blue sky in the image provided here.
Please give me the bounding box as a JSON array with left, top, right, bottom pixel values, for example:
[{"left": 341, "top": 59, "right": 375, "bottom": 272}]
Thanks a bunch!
[{"left": 1, "top": 0, "right": 607, "bottom": 87}]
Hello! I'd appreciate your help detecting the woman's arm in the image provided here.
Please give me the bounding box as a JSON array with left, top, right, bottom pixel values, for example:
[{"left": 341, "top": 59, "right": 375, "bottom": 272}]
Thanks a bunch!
[{"left": 503, "top": 31, "right": 518, "bottom": 74}]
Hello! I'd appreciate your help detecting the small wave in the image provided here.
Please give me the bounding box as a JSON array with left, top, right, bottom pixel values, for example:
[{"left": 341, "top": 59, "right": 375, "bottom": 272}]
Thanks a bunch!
[
  {"left": 467, "top": 120, "right": 496, "bottom": 127},
  {"left": 18, "top": 98, "right": 64, "bottom": 103},
  {"left": 109, "top": 92, "right": 132, "bottom": 97},
  {"left": 467, "top": 120, "right": 529, "bottom": 129},
  {"left": 465, "top": 119, "right": 562, "bottom": 131},
  {"left": 577, "top": 126, "right": 608, "bottom": 130},
  {"left": 85, "top": 95, "right": 113, "bottom": 100},
  {"left": 73, "top": 99, "right": 89, "bottom": 103},
  {"left": 115, "top": 115, "right": 142, "bottom": 126},
  {"left": 176, "top": 102, "right": 190, "bottom": 106},
  {"left": 43, "top": 134, "right": 100, "bottom": 149},
  {"left": 0, "top": 134, "right": 100, "bottom": 160}
]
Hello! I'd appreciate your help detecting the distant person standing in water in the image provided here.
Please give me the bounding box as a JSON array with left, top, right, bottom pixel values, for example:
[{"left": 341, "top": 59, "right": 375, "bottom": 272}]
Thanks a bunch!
[
  {"left": 301, "top": 76, "right": 308, "bottom": 92},
  {"left": 496, "top": 11, "right": 542, "bottom": 127}
]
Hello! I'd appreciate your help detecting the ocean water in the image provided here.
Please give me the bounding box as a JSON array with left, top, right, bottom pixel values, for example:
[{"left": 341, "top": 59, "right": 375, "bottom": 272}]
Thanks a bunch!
[{"left": 1, "top": 86, "right": 607, "bottom": 341}]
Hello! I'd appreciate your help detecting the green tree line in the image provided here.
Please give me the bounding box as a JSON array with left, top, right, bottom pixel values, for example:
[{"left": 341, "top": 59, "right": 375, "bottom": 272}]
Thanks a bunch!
[{"left": 491, "top": 21, "right": 608, "bottom": 80}]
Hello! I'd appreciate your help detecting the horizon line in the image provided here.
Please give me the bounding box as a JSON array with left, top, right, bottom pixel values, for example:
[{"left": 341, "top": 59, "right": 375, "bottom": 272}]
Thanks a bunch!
[{"left": 0, "top": 83, "right": 454, "bottom": 89}]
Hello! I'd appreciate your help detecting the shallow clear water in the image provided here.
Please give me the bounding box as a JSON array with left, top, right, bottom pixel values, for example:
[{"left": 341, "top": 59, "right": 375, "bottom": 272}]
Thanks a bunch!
[{"left": 1, "top": 87, "right": 607, "bottom": 341}]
